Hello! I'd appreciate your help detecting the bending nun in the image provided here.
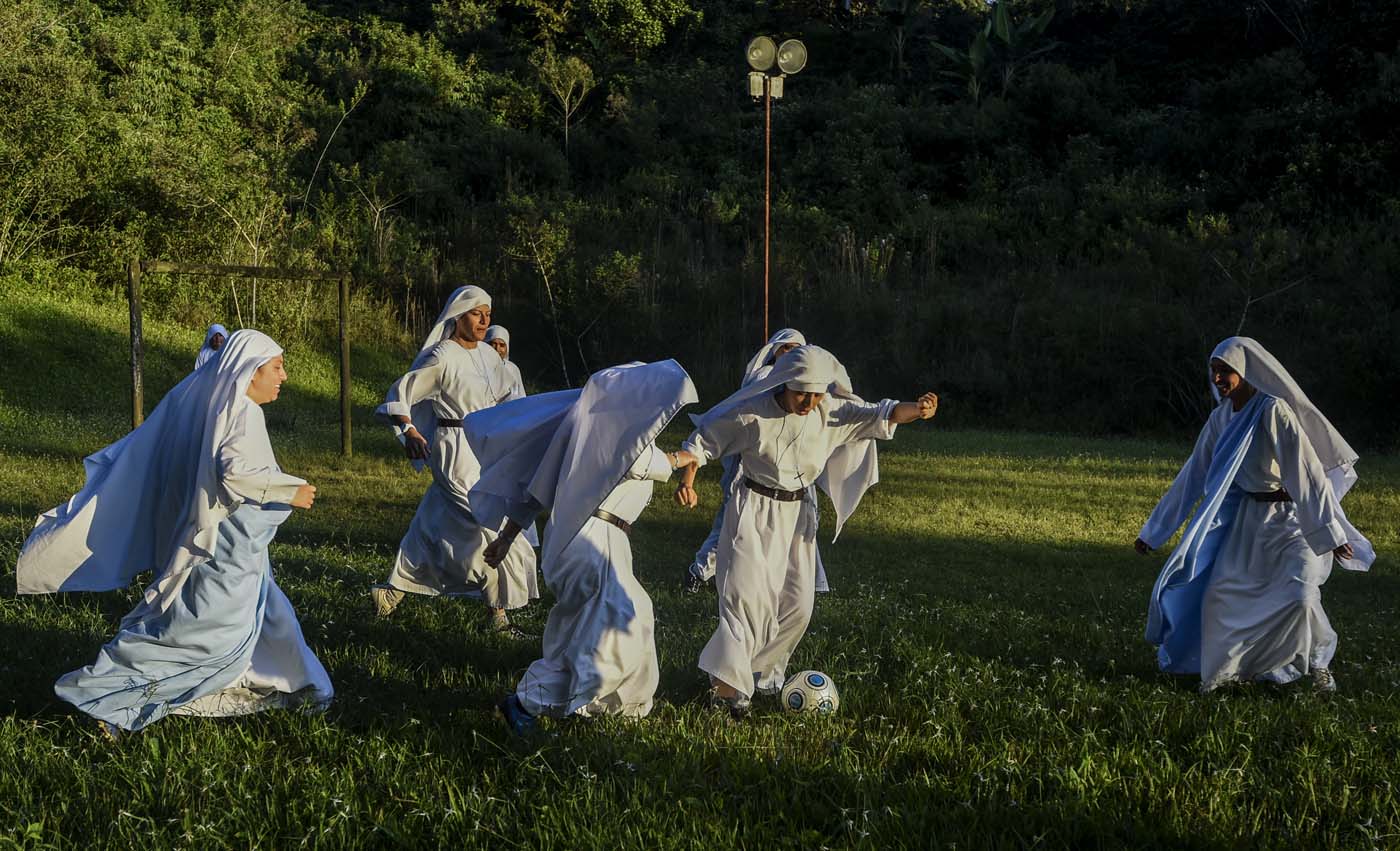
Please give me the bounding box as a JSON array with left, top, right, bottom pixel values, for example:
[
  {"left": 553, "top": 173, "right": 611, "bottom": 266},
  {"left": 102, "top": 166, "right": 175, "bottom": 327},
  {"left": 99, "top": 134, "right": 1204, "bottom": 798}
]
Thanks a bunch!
[
  {"left": 1137, "top": 336, "right": 1374, "bottom": 693},
  {"left": 371, "top": 286, "right": 539, "bottom": 634},
  {"left": 18, "top": 330, "right": 332, "bottom": 733},
  {"left": 676, "top": 345, "right": 938, "bottom": 717},
  {"left": 466, "top": 361, "right": 698, "bottom": 732}
]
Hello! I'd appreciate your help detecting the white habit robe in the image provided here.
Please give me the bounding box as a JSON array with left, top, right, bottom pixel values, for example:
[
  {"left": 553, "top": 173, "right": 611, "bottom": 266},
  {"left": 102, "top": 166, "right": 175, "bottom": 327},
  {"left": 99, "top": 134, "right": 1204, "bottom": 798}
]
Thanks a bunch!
[
  {"left": 380, "top": 339, "right": 538, "bottom": 609},
  {"left": 689, "top": 353, "right": 830, "bottom": 593},
  {"left": 516, "top": 444, "right": 675, "bottom": 718},
  {"left": 685, "top": 391, "right": 897, "bottom": 698},
  {"left": 1142, "top": 396, "right": 1349, "bottom": 690}
]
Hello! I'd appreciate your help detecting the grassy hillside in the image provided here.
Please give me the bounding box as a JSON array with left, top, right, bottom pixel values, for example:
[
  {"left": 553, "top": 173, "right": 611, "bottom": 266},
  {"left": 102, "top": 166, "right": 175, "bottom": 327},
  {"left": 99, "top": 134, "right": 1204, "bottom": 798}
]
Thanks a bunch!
[{"left": 1, "top": 292, "right": 1398, "bottom": 848}]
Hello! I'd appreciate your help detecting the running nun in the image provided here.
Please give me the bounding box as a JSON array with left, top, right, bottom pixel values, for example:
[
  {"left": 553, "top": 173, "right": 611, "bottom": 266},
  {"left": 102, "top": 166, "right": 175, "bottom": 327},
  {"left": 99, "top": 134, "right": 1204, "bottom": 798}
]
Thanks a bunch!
[
  {"left": 17, "top": 330, "right": 332, "bottom": 734},
  {"left": 683, "top": 328, "right": 830, "bottom": 597},
  {"left": 1137, "top": 336, "right": 1374, "bottom": 693},
  {"left": 371, "top": 286, "right": 539, "bottom": 633},
  {"left": 676, "top": 345, "right": 938, "bottom": 717}
]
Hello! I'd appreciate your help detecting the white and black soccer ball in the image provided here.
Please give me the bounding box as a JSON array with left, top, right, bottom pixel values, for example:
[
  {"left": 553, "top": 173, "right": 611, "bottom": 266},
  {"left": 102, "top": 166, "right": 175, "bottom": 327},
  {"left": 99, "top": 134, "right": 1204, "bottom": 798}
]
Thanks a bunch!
[{"left": 781, "top": 670, "right": 840, "bottom": 715}]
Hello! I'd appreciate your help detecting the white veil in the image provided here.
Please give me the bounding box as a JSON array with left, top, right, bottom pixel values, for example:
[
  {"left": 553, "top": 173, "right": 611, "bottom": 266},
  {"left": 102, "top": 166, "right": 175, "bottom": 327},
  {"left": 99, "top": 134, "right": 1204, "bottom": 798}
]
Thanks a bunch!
[
  {"left": 742, "top": 328, "right": 806, "bottom": 386},
  {"left": 1210, "top": 336, "right": 1374, "bottom": 570},
  {"left": 18, "top": 330, "right": 284, "bottom": 595},
  {"left": 376, "top": 285, "right": 492, "bottom": 446}
]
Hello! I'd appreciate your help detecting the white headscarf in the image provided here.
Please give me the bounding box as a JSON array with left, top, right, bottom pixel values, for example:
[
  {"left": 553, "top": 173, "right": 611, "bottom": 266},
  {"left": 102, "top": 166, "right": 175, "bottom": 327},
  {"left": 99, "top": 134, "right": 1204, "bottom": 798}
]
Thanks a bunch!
[
  {"left": 692, "top": 345, "right": 881, "bottom": 540},
  {"left": 485, "top": 325, "right": 511, "bottom": 360},
  {"left": 18, "top": 330, "right": 284, "bottom": 596},
  {"left": 742, "top": 328, "right": 806, "bottom": 386},
  {"left": 1210, "top": 337, "right": 1358, "bottom": 476},
  {"left": 414, "top": 286, "right": 491, "bottom": 368},
  {"left": 194, "top": 323, "right": 230, "bottom": 369},
  {"left": 382, "top": 286, "right": 494, "bottom": 445},
  {"left": 466, "top": 361, "right": 697, "bottom": 576}
]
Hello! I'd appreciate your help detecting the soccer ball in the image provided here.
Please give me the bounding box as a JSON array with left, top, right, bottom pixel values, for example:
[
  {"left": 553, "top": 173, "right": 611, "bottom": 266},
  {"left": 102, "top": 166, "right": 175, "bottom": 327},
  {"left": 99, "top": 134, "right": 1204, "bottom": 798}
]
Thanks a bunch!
[{"left": 780, "top": 670, "right": 840, "bottom": 715}]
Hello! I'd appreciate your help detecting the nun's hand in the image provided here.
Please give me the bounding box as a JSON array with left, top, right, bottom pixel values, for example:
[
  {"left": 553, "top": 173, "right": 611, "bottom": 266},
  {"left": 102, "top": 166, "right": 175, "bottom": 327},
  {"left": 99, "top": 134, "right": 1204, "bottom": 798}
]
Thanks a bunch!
[
  {"left": 483, "top": 535, "right": 512, "bottom": 568},
  {"left": 1334, "top": 542, "right": 1354, "bottom": 560},
  {"left": 1133, "top": 538, "right": 1151, "bottom": 555},
  {"left": 917, "top": 392, "right": 938, "bottom": 419},
  {"left": 291, "top": 484, "right": 317, "bottom": 509},
  {"left": 674, "top": 483, "right": 698, "bottom": 509},
  {"left": 403, "top": 428, "right": 430, "bottom": 461}
]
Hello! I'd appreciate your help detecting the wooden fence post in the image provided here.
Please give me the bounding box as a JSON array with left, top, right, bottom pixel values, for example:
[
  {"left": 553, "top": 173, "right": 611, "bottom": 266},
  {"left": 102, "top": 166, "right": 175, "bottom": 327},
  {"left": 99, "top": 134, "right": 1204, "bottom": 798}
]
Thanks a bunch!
[
  {"left": 128, "top": 259, "right": 144, "bottom": 429},
  {"left": 339, "top": 275, "right": 352, "bottom": 457}
]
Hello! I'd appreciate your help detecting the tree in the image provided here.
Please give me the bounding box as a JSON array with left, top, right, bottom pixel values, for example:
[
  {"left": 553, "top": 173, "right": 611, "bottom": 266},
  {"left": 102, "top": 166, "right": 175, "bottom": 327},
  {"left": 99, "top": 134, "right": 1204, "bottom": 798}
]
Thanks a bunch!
[{"left": 534, "top": 46, "right": 596, "bottom": 157}]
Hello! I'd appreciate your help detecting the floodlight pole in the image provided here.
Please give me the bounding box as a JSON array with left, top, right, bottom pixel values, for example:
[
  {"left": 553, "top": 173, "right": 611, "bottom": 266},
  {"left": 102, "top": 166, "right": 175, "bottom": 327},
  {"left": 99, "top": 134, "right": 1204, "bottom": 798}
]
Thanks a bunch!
[{"left": 764, "top": 78, "right": 772, "bottom": 342}]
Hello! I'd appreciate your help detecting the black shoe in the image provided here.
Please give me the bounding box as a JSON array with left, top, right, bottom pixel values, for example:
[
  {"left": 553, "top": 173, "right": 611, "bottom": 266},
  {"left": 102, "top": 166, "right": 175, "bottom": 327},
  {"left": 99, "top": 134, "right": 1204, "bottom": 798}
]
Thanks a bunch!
[
  {"left": 705, "top": 688, "right": 752, "bottom": 720},
  {"left": 498, "top": 694, "right": 538, "bottom": 736},
  {"left": 682, "top": 566, "right": 706, "bottom": 594}
]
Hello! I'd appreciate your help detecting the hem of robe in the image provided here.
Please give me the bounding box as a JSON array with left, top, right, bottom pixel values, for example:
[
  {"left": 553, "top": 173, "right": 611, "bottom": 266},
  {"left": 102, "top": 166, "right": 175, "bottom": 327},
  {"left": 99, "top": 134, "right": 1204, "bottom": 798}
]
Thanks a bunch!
[{"left": 171, "top": 683, "right": 332, "bottom": 718}]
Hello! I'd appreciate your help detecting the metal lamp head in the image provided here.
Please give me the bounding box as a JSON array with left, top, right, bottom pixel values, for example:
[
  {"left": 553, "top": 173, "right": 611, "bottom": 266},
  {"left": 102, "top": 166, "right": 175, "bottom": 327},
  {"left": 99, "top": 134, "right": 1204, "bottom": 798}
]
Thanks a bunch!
[
  {"left": 746, "top": 36, "right": 777, "bottom": 71},
  {"left": 777, "top": 39, "right": 807, "bottom": 75}
]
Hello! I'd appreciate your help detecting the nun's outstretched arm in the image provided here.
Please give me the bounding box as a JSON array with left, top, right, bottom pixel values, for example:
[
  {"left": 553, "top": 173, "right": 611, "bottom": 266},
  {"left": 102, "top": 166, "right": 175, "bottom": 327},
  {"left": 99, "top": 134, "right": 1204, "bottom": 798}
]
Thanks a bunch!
[{"left": 888, "top": 392, "right": 939, "bottom": 425}]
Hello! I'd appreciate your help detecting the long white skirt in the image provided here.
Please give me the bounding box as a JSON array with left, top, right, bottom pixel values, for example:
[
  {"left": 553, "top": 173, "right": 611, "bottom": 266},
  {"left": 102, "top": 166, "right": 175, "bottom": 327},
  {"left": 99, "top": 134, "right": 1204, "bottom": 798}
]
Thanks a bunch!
[
  {"left": 387, "top": 429, "right": 538, "bottom": 609},
  {"left": 1200, "top": 499, "right": 1337, "bottom": 691},
  {"left": 699, "top": 486, "right": 819, "bottom": 699},
  {"left": 516, "top": 517, "right": 657, "bottom": 718},
  {"left": 691, "top": 460, "right": 830, "bottom": 592}
]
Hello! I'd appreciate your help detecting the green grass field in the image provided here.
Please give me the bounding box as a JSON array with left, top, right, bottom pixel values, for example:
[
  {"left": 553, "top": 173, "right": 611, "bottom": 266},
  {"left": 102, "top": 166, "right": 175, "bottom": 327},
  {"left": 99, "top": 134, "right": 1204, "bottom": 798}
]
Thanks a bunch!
[{"left": 2, "top": 288, "right": 1398, "bottom": 848}]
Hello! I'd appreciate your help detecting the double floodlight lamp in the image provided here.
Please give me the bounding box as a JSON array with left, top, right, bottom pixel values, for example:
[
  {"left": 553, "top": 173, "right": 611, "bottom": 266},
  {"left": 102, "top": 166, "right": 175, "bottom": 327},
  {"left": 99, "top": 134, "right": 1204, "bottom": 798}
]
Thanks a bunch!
[{"left": 746, "top": 36, "right": 806, "bottom": 99}]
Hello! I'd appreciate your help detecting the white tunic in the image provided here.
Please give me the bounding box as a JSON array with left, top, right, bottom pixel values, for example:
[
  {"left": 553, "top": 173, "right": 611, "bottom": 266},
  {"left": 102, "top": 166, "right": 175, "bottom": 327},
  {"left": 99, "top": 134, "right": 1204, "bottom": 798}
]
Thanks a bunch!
[
  {"left": 382, "top": 340, "right": 539, "bottom": 608},
  {"left": 1142, "top": 397, "right": 1347, "bottom": 689},
  {"left": 684, "top": 394, "right": 896, "bottom": 697},
  {"left": 516, "top": 444, "right": 674, "bottom": 718},
  {"left": 502, "top": 360, "right": 526, "bottom": 401}
]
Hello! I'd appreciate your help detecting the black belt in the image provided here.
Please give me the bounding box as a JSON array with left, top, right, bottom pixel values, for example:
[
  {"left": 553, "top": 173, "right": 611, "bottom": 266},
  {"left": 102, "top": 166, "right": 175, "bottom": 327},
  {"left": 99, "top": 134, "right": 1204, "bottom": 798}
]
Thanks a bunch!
[
  {"left": 437, "top": 418, "right": 463, "bottom": 428},
  {"left": 1249, "top": 489, "right": 1292, "bottom": 502},
  {"left": 591, "top": 509, "right": 632, "bottom": 535},
  {"left": 744, "top": 478, "right": 804, "bottom": 502}
]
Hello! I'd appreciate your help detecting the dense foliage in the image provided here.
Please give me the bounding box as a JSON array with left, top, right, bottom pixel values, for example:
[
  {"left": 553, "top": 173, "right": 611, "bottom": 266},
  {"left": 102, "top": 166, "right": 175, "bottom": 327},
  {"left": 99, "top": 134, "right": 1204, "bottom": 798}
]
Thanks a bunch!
[{"left": 2, "top": 0, "right": 1398, "bottom": 443}]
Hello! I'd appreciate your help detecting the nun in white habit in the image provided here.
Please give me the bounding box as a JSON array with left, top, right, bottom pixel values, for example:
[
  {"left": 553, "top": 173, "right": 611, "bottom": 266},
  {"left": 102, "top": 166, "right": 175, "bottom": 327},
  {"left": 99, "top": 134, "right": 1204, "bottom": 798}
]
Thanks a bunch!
[
  {"left": 195, "top": 323, "right": 229, "bottom": 369},
  {"left": 485, "top": 325, "right": 527, "bottom": 401},
  {"left": 17, "top": 330, "right": 332, "bottom": 733},
  {"left": 371, "top": 286, "right": 540, "bottom": 633},
  {"left": 461, "top": 361, "right": 698, "bottom": 732},
  {"left": 1137, "top": 337, "right": 1373, "bottom": 693},
  {"left": 676, "top": 346, "right": 938, "bottom": 715},
  {"left": 685, "top": 329, "right": 829, "bottom": 595}
]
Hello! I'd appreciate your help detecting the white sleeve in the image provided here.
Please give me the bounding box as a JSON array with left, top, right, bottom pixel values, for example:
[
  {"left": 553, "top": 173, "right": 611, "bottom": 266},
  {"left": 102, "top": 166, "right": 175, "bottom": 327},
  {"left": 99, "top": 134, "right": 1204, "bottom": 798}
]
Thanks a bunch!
[
  {"left": 826, "top": 398, "right": 899, "bottom": 445},
  {"left": 219, "top": 414, "right": 306, "bottom": 505},
  {"left": 1267, "top": 401, "right": 1347, "bottom": 555},
  {"left": 1138, "top": 413, "right": 1220, "bottom": 549},
  {"left": 379, "top": 350, "right": 446, "bottom": 421},
  {"left": 681, "top": 413, "right": 750, "bottom": 469},
  {"left": 626, "top": 444, "right": 675, "bottom": 483}
]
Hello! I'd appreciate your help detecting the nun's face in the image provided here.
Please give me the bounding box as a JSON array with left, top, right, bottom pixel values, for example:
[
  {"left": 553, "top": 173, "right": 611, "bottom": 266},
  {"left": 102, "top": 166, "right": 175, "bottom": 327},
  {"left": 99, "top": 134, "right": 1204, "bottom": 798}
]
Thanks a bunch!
[
  {"left": 778, "top": 387, "right": 824, "bottom": 416},
  {"left": 456, "top": 306, "right": 492, "bottom": 342},
  {"left": 210, "top": 333, "right": 226, "bottom": 351},
  {"left": 774, "top": 342, "right": 799, "bottom": 359},
  {"left": 489, "top": 338, "right": 508, "bottom": 359},
  {"left": 247, "top": 356, "right": 286, "bottom": 405},
  {"left": 1210, "top": 358, "right": 1248, "bottom": 401}
]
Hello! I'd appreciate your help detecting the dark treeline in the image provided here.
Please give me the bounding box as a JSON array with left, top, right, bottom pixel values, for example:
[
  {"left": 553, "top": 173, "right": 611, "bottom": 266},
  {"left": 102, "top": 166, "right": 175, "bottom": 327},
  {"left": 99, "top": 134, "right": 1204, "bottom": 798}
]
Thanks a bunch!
[{"left": 3, "top": 0, "right": 1398, "bottom": 446}]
